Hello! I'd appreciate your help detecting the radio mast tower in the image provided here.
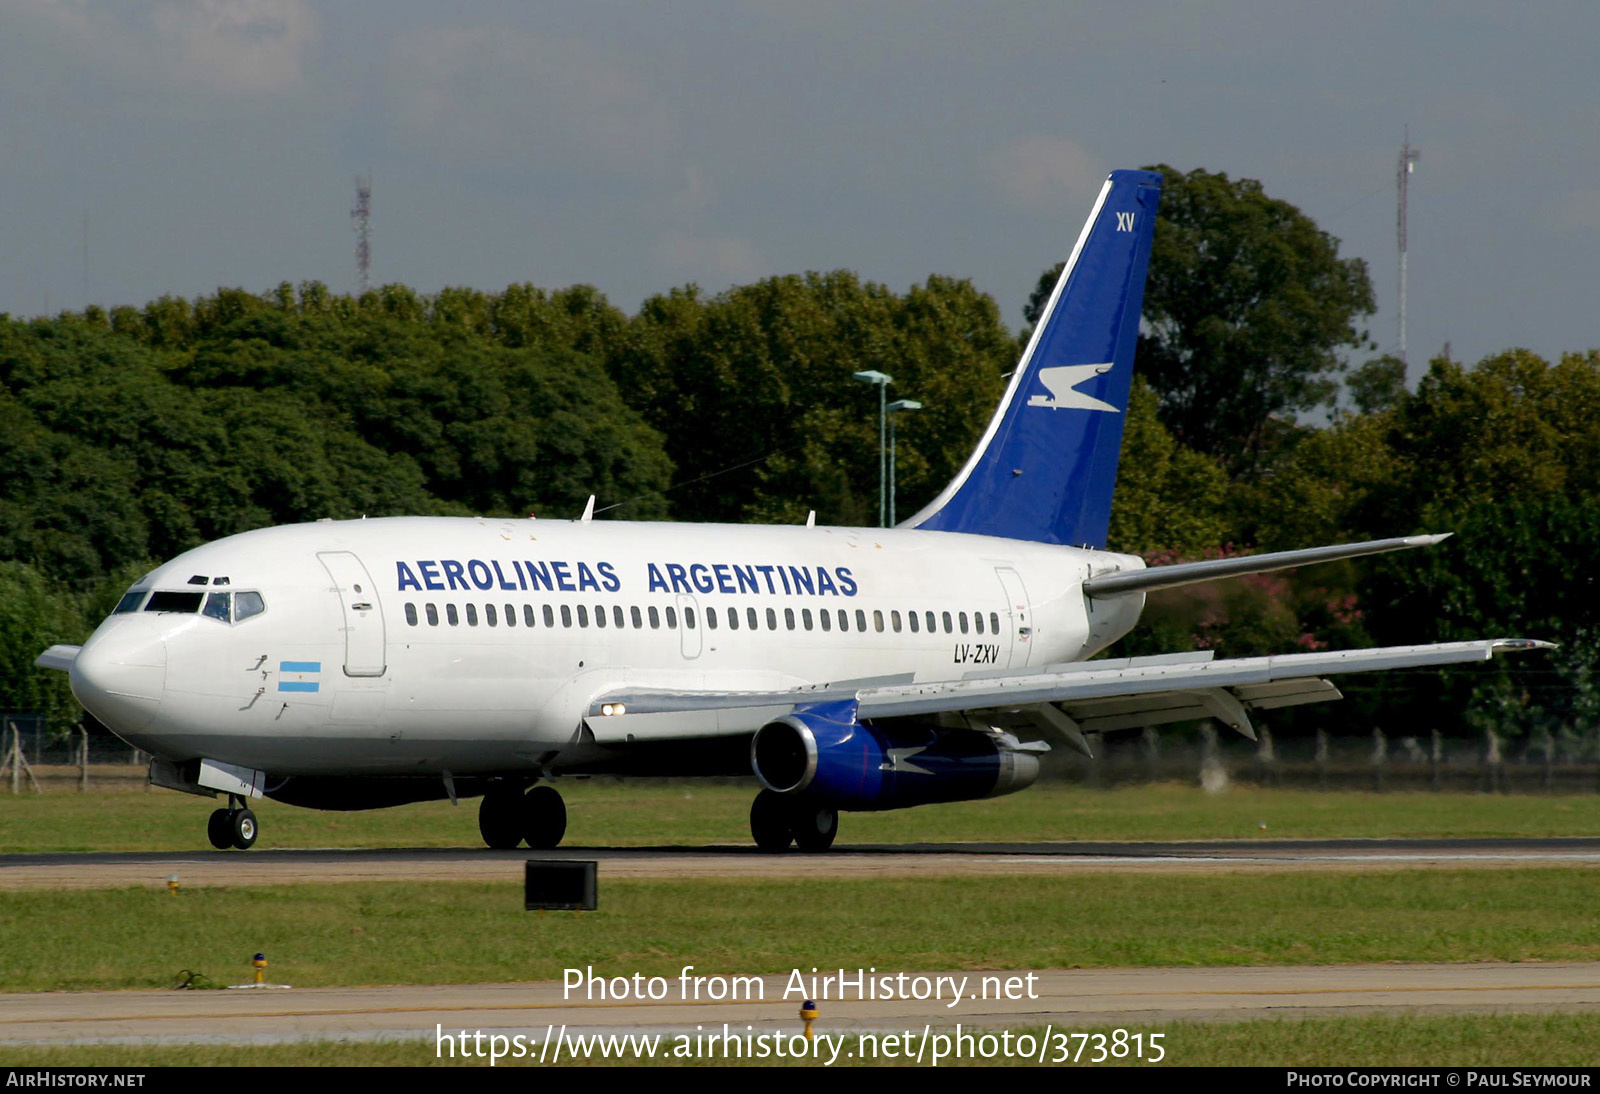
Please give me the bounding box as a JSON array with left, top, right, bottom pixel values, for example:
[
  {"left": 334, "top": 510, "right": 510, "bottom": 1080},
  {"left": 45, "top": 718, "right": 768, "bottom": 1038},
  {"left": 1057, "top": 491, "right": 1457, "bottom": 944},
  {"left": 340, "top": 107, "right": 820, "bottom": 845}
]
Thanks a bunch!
[
  {"left": 1396, "top": 131, "right": 1419, "bottom": 365},
  {"left": 352, "top": 173, "right": 372, "bottom": 294}
]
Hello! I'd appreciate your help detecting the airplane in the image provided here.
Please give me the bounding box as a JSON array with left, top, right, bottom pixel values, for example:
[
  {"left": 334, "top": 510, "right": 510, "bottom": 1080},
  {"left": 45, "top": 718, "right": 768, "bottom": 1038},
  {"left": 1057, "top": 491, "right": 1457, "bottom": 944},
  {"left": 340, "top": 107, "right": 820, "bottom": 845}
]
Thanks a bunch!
[{"left": 37, "top": 169, "right": 1548, "bottom": 853}]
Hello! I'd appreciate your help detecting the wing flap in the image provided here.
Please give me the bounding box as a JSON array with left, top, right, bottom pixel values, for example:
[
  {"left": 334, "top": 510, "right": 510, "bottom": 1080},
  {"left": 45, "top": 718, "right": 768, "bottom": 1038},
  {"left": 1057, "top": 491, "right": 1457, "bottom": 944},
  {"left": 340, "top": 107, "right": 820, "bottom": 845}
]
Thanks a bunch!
[
  {"left": 1231, "top": 677, "right": 1344, "bottom": 709},
  {"left": 1066, "top": 694, "right": 1215, "bottom": 734},
  {"left": 1057, "top": 678, "right": 1343, "bottom": 734}
]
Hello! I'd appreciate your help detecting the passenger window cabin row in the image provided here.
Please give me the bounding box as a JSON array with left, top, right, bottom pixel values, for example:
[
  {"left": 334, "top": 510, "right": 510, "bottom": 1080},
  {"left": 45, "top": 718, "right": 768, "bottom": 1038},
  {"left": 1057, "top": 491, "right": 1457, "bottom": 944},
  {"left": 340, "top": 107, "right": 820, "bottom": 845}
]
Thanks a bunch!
[{"left": 403, "top": 601, "right": 1003, "bottom": 637}]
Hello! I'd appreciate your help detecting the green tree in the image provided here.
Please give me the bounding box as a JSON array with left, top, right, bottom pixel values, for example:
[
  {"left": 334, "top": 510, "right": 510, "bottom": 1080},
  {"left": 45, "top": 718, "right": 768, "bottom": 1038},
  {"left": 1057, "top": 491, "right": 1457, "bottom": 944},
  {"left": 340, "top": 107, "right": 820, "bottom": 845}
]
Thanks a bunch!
[
  {"left": 1344, "top": 349, "right": 1600, "bottom": 736},
  {"left": 1105, "top": 379, "right": 1231, "bottom": 557},
  {"left": 1228, "top": 410, "right": 1401, "bottom": 551},
  {"left": 1345, "top": 354, "right": 1408, "bottom": 415},
  {"left": 611, "top": 272, "right": 1013, "bottom": 525},
  {"left": 0, "top": 561, "right": 84, "bottom": 731},
  {"left": 489, "top": 284, "right": 628, "bottom": 357},
  {"left": 1357, "top": 491, "right": 1600, "bottom": 737},
  {"left": 1376, "top": 349, "right": 1600, "bottom": 520},
  {"left": 174, "top": 296, "right": 672, "bottom": 522},
  {"left": 1138, "top": 165, "right": 1376, "bottom": 470},
  {"left": 0, "top": 285, "right": 681, "bottom": 601}
]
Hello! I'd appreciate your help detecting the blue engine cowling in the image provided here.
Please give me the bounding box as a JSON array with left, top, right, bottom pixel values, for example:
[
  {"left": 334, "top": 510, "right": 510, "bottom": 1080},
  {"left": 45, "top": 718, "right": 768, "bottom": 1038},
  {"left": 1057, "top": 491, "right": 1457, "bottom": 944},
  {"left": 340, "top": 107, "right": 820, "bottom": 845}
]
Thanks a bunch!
[{"left": 750, "top": 699, "right": 1040, "bottom": 811}]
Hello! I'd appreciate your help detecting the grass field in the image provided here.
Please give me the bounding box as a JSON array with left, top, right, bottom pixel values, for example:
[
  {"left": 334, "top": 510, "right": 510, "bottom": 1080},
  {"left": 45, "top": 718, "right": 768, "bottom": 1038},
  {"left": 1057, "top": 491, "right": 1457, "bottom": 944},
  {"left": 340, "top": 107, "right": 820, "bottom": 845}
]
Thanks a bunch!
[
  {"left": 3, "top": 777, "right": 1599, "bottom": 852},
  {"left": 4, "top": 781, "right": 1598, "bottom": 1068},
  {"left": 4, "top": 869, "right": 1600, "bottom": 992},
  {"left": 5, "top": 1013, "right": 1600, "bottom": 1067}
]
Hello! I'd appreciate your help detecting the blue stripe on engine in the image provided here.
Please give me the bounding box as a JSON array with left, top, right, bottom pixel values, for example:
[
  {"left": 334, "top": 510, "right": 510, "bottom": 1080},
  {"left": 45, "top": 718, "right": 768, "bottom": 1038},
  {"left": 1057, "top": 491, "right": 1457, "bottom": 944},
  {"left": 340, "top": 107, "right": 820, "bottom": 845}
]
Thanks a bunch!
[
  {"left": 280, "top": 661, "right": 321, "bottom": 673},
  {"left": 278, "top": 681, "right": 320, "bottom": 693}
]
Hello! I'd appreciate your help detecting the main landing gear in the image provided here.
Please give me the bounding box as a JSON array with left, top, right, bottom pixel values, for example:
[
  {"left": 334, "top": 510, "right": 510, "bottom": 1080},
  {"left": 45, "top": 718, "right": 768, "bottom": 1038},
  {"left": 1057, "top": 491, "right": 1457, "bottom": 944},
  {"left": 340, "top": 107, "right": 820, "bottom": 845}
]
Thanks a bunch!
[
  {"left": 206, "top": 795, "right": 258, "bottom": 851},
  {"left": 479, "top": 783, "right": 567, "bottom": 850},
  {"left": 750, "top": 789, "right": 838, "bottom": 852}
]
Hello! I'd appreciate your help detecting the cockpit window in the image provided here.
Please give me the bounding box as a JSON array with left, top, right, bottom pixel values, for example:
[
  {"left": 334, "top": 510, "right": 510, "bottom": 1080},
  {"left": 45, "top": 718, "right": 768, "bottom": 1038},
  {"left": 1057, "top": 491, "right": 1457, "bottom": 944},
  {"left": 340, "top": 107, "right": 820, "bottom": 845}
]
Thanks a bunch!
[
  {"left": 183, "top": 590, "right": 265, "bottom": 623},
  {"left": 144, "top": 591, "right": 205, "bottom": 613},
  {"left": 113, "top": 590, "right": 148, "bottom": 614}
]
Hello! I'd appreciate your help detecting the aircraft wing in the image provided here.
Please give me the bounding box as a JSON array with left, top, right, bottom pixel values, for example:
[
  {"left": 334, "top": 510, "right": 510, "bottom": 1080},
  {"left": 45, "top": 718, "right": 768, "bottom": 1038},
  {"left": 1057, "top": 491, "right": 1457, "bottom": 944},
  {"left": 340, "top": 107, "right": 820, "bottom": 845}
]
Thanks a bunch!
[{"left": 583, "top": 638, "right": 1552, "bottom": 747}]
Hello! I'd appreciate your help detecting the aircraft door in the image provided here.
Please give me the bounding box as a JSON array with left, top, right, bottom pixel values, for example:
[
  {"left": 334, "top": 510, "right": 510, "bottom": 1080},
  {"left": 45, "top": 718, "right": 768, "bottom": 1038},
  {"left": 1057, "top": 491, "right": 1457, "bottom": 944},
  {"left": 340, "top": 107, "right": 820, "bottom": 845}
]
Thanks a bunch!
[
  {"left": 317, "top": 551, "right": 387, "bottom": 677},
  {"left": 677, "top": 594, "right": 703, "bottom": 660},
  {"left": 995, "top": 567, "right": 1033, "bottom": 668}
]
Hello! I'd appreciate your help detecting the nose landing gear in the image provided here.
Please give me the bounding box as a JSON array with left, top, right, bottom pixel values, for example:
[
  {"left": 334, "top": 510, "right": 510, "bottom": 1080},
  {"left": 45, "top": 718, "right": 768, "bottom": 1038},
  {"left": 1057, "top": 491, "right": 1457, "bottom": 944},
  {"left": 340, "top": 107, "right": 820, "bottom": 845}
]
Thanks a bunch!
[{"left": 206, "top": 796, "right": 258, "bottom": 851}]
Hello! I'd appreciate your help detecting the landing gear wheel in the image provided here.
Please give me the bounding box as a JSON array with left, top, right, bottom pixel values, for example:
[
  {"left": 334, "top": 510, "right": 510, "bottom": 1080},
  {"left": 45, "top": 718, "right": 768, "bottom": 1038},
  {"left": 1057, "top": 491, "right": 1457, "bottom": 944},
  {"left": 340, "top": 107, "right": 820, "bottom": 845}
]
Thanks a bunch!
[
  {"left": 207, "top": 809, "right": 232, "bottom": 850},
  {"left": 230, "top": 809, "right": 258, "bottom": 850},
  {"left": 750, "top": 790, "right": 794, "bottom": 852},
  {"left": 479, "top": 787, "right": 524, "bottom": 849},
  {"left": 522, "top": 786, "right": 567, "bottom": 850},
  {"left": 790, "top": 802, "right": 838, "bottom": 852}
]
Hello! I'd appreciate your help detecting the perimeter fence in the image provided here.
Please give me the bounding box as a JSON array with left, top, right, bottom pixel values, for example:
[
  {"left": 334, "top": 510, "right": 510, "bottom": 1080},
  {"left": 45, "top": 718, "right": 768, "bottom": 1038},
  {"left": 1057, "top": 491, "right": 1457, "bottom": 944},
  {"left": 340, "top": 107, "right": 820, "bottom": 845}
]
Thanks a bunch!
[
  {"left": 1039, "top": 724, "right": 1600, "bottom": 794},
  {"left": 4, "top": 712, "right": 1600, "bottom": 794},
  {"left": 2, "top": 714, "right": 151, "bottom": 765}
]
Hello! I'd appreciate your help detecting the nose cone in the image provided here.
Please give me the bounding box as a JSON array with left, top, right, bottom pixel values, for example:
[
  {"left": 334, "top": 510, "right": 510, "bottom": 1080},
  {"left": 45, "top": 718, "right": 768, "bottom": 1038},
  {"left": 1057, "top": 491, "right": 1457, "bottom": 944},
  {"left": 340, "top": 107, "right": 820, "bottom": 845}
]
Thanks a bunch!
[{"left": 70, "top": 618, "right": 168, "bottom": 734}]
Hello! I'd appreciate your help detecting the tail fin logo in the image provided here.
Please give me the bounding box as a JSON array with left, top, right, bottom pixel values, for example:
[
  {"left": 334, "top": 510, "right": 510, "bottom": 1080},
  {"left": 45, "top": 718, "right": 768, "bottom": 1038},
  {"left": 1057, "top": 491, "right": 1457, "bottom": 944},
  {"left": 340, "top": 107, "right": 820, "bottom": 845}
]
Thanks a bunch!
[{"left": 1027, "top": 364, "right": 1119, "bottom": 413}]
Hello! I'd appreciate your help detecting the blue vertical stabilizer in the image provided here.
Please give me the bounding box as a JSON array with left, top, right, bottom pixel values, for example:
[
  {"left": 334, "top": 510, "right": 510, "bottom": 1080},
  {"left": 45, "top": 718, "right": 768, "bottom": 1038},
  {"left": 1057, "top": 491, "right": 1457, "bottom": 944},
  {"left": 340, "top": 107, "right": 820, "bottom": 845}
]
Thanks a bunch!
[{"left": 907, "top": 169, "right": 1162, "bottom": 546}]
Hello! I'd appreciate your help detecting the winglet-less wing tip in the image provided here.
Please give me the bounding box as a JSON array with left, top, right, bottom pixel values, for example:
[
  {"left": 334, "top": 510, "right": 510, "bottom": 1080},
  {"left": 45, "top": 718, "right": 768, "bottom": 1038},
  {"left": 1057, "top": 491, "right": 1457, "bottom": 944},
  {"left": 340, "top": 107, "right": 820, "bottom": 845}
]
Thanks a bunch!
[{"left": 1494, "top": 638, "right": 1557, "bottom": 652}]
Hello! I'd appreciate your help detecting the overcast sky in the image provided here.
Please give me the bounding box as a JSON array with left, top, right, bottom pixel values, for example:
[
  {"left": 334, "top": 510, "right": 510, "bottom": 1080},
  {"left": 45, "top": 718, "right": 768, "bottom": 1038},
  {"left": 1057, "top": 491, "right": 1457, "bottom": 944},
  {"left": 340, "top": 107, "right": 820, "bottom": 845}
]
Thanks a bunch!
[{"left": 2, "top": 1, "right": 1595, "bottom": 383}]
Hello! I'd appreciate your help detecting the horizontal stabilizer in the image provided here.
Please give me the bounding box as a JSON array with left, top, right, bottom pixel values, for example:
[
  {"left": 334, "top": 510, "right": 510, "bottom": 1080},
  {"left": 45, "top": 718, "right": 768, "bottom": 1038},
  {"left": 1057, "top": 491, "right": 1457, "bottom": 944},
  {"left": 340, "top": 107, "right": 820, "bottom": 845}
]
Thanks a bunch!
[{"left": 1083, "top": 534, "right": 1452, "bottom": 598}]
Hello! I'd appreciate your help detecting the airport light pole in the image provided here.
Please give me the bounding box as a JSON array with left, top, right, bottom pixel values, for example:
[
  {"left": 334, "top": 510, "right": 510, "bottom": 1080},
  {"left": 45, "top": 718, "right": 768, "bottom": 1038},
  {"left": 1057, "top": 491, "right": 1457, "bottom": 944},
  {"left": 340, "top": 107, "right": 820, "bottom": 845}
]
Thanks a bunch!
[
  {"left": 887, "top": 398, "right": 922, "bottom": 526},
  {"left": 852, "top": 370, "right": 892, "bottom": 527}
]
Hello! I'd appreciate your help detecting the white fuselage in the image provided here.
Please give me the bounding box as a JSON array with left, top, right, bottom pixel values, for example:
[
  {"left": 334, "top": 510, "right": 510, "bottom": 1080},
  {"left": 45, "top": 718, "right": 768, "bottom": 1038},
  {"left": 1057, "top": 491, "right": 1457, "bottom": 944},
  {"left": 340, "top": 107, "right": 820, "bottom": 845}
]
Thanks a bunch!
[{"left": 70, "top": 516, "right": 1145, "bottom": 778}]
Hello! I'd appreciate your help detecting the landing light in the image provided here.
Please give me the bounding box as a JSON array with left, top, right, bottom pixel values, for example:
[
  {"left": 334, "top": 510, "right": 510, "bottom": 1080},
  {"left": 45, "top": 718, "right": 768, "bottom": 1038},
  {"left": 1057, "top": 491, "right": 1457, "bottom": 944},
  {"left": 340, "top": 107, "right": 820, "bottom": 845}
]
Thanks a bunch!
[{"left": 600, "top": 703, "right": 627, "bottom": 717}]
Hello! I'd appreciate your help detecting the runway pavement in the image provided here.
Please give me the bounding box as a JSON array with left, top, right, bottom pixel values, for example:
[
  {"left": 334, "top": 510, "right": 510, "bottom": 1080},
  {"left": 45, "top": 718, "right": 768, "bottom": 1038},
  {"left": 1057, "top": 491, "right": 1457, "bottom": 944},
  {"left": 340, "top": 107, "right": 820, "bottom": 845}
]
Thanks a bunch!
[
  {"left": 4, "top": 840, "right": 1599, "bottom": 1050},
  {"left": 4, "top": 964, "right": 1600, "bottom": 1047},
  {"left": 3, "top": 838, "right": 1600, "bottom": 889}
]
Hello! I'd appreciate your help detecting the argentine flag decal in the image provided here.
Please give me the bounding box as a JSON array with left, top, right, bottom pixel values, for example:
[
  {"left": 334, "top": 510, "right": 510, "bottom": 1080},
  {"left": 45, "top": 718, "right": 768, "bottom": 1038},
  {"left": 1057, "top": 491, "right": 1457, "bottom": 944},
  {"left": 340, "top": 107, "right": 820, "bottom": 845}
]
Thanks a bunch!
[{"left": 278, "top": 661, "right": 322, "bottom": 693}]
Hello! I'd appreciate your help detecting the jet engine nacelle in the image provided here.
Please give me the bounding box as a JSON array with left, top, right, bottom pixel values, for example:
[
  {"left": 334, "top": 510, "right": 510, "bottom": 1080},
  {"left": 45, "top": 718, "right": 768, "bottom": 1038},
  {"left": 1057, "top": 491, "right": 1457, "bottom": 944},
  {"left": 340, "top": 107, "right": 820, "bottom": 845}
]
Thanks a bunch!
[{"left": 750, "top": 699, "right": 1040, "bottom": 811}]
